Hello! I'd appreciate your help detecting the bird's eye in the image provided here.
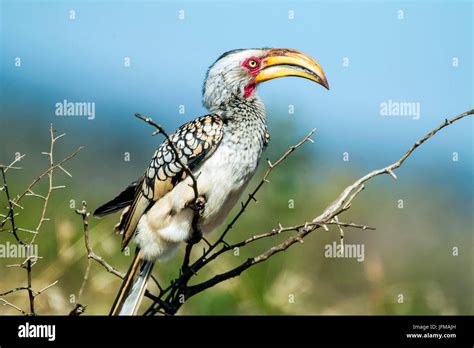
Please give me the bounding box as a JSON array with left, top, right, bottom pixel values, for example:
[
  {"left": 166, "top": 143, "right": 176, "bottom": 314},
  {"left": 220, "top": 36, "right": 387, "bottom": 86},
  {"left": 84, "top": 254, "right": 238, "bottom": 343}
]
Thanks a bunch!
[{"left": 248, "top": 60, "right": 258, "bottom": 68}]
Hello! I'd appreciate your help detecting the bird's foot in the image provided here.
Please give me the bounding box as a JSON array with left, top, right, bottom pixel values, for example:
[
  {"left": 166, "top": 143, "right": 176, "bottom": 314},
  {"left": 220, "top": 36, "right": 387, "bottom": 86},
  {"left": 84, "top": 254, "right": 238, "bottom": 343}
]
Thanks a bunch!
[
  {"left": 185, "top": 196, "right": 206, "bottom": 245},
  {"left": 188, "top": 196, "right": 206, "bottom": 214}
]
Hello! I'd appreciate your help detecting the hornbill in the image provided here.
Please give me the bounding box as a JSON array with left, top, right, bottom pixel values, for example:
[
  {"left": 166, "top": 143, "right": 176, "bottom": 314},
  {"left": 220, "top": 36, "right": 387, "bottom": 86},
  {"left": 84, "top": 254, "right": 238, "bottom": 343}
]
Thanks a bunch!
[{"left": 94, "top": 48, "right": 329, "bottom": 315}]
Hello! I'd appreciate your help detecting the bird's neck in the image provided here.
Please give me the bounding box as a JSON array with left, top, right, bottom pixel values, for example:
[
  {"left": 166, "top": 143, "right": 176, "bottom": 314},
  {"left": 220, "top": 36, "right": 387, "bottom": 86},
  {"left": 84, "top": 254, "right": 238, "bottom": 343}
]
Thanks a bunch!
[
  {"left": 216, "top": 95, "right": 268, "bottom": 150},
  {"left": 211, "top": 95, "right": 267, "bottom": 124}
]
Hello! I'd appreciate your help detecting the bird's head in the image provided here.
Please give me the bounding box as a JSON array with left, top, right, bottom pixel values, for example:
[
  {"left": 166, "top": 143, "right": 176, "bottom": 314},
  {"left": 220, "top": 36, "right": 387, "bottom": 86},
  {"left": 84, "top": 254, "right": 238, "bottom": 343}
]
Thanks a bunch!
[{"left": 203, "top": 48, "right": 329, "bottom": 112}]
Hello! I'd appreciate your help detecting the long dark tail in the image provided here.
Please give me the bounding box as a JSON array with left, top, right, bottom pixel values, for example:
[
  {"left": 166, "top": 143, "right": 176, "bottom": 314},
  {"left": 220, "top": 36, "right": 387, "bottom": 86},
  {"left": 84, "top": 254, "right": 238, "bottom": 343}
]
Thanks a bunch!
[{"left": 109, "top": 249, "right": 154, "bottom": 316}]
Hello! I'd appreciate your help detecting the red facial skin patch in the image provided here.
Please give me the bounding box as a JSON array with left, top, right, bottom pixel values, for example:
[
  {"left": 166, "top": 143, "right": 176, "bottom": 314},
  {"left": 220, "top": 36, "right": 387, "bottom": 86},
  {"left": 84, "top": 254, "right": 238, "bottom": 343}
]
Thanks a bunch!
[
  {"left": 242, "top": 56, "right": 262, "bottom": 75},
  {"left": 242, "top": 56, "right": 262, "bottom": 97},
  {"left": 244, "top": 82, "right": 256, "bottom": 97}
]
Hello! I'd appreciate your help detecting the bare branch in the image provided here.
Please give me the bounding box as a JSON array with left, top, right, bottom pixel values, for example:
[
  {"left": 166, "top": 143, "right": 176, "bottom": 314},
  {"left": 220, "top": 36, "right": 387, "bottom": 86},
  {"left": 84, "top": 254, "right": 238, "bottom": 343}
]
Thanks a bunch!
[
  {"left": 314, "top": 109, "right": 473, "bottom": 223},
  {"left": 0, "top": 168, "right": 21, "bottom": 243},
  {"left": 0, "top": 125, "right": 82, "bottom": 315},
  {"left": 0, "top": 298, "right": 27, "bottom": 315},
  {"left": 13, "top": 145, "right": 83, "bottom": 207},
  {"left": 78, "top": 259, "right": 92, "bottom": 302},
  {"left": 25, "top": 190, "right": 47, "bottom": 201},
  {"left": 76, "top": 201, "right": 125, "bottom": 279},
  {"left": 0, "top": 287, "right": 29, "bottom": 296},
  {"left": 35, "top": 280, "right": 58, "bottom": 296},
  {"left": 0, "top": 153, "right": 26, "bottom": 172}
]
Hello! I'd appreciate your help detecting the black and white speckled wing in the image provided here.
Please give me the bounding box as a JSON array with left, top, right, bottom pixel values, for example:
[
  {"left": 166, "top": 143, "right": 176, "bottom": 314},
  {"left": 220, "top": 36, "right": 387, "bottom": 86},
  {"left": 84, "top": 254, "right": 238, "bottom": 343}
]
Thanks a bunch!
[
  {"left": 142, "top": 115, "right": 224, "bottom": 200},
  {"left": 114, "top": 115, "right": 224, "bottom": 249}
]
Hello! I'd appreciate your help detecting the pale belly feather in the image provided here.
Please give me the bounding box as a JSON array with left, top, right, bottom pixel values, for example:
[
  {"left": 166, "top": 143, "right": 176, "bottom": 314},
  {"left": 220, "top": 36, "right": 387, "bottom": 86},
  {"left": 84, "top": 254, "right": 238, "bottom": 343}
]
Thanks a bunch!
[{"left": 135, "top": 140, "right": 260, "bottom": 261}]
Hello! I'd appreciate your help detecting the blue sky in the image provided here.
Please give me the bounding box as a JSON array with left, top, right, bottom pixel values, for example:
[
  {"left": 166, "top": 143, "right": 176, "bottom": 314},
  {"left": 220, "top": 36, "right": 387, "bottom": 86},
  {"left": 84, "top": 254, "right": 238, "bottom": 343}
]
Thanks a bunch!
[{"left": 1, "top": 0, "right": 472, "bottom": 183}]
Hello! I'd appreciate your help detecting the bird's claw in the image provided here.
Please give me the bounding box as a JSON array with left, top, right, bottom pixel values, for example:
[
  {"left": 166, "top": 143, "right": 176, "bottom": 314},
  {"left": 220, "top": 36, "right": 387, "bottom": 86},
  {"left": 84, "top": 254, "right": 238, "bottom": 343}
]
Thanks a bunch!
[{"left": 189, "top": 196, "right": 206, "bottom": 213}]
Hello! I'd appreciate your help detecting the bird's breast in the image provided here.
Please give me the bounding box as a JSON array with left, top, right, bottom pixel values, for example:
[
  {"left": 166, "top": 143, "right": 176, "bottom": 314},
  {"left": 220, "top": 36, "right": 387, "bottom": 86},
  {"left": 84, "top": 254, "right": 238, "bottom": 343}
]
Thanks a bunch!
[{"left": 197, "top": 136, "right": 263, "bottom": 234}]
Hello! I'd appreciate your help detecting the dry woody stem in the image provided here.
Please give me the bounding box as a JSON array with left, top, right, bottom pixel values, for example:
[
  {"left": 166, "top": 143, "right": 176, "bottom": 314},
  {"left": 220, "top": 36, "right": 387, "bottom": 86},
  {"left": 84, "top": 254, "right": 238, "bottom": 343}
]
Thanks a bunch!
[{"left": 0, "top": 124, "right": 82, "bottom": 315}]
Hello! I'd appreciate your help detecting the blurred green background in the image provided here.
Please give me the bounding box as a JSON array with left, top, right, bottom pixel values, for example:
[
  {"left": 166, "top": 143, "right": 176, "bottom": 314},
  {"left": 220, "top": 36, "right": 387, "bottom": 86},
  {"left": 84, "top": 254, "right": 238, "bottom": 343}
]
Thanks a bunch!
[{"left": 0, "top": 0, "right": 472, "bottom": 315}]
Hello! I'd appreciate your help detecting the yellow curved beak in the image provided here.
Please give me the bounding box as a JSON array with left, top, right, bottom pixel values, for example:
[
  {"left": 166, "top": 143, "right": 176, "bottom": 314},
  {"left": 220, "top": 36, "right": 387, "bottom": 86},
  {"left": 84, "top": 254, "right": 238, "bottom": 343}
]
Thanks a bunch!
[{"left": 255, "top": 49, "right": 329, "bottom": 90}]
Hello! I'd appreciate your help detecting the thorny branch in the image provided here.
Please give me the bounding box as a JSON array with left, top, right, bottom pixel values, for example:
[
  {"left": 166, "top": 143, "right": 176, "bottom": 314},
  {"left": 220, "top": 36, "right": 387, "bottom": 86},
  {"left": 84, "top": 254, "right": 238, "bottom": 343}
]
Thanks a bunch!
[
  {"left": 142, "top": 109, "right": 472, "bottom": 316},
  {"left": 1, "top": 168, "right": 21, "bottom": 243},
  {"left": 72, "top": 200, "right": 124, "bottom": 315},
  {"left": 76, "top": 201, "right": 125, "bottom": 279},
  {"left": 0, "top": 124, "right": 81, "bottom": 315},
  {"left": 0, "top": 154, "right": 26, "bottom": 240}
]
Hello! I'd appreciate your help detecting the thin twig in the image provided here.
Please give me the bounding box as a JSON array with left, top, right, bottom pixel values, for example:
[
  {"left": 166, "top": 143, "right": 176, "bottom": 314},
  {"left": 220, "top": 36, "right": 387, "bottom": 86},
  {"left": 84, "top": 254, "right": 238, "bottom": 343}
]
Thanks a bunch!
[
  {"left": 78, "top": 259, "right": 92, "bottom": 301},
  {"left": 313, "top": 109, "right": 474, "bottom": 223},
  {"left": 0, "top": 168, "right": 21, "bottom": 243},
  {"left": 26, "top": 259, "right": 34, "bottom": 314},
  {"left": 35, "top": 280, "right": 58, "bottom": 296},
  {"left": 0, "top": 153, "right": 26, "bottom": 172},
  {"left": 0, "top": 298, "right": 27, "bottom": 315},
  {"left": 76, "top": 201, "right": 125, "bottom": 279},
  {"left": 0, "top": 287, "right": 29, "bottom": 296},
  {"left": 13, "top": 146, "right": 83, "bottom": 207}
]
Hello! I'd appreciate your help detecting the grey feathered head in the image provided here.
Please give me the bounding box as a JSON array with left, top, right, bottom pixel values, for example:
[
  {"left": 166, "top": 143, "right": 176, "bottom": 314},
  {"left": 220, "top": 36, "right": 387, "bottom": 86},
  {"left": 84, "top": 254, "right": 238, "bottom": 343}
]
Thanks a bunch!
[{"left": 202, "top": 48, "right": 329, "bottom": 113}]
